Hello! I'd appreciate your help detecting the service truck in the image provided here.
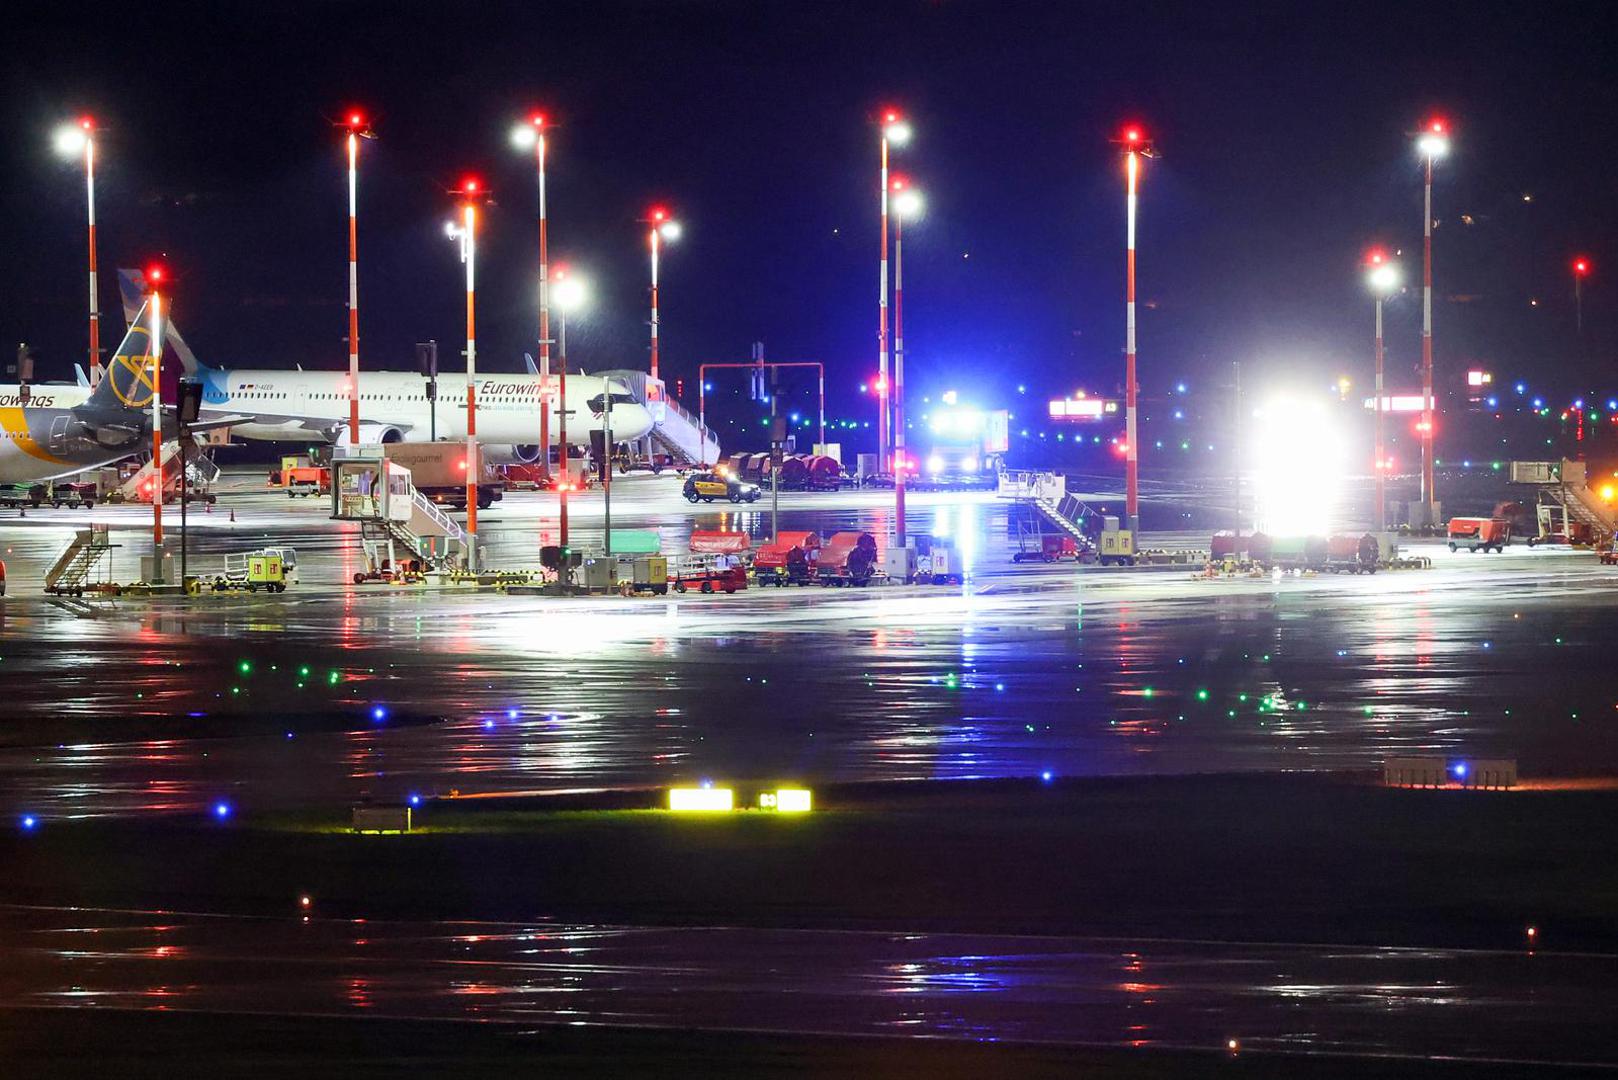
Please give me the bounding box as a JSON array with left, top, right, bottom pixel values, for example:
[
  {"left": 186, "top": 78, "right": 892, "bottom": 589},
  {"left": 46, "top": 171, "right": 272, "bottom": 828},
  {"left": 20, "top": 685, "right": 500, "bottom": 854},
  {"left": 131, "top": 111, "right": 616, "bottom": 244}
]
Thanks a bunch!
[{"left": 382, "top": 442, "right": 504, "bottom": 511}]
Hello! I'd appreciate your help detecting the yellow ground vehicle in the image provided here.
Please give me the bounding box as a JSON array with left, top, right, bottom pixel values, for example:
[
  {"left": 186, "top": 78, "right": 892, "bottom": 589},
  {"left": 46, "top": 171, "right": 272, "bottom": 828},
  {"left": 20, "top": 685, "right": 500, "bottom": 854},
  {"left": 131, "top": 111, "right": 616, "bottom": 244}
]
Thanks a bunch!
[
  {"left": 211, "top": 550, "right": 291, "bottom": 593},
  {"left": 1098, "top": 525, "right": 1136, "bottom": 566},
  {"left": 683, "top": 471, "right": 762, "bottom": 504}
]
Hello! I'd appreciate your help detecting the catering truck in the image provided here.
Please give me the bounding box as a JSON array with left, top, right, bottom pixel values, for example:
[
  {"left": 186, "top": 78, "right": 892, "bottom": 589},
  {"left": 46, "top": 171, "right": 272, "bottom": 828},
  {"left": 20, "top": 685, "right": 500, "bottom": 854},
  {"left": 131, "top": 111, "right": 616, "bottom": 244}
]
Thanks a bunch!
[{"left": 383, "top": 442, "right": 504, "bottom": 511}]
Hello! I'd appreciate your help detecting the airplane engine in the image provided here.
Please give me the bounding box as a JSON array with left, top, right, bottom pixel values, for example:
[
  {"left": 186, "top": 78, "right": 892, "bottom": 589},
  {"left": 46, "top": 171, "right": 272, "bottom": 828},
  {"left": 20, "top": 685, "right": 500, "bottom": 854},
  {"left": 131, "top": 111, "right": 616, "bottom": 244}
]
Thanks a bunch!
[
  {"left": 336, "top": 423, "right": 405, "bottom": 446},
  {"left": 481, "top": 444, "right": 543, "bottom": 465}
]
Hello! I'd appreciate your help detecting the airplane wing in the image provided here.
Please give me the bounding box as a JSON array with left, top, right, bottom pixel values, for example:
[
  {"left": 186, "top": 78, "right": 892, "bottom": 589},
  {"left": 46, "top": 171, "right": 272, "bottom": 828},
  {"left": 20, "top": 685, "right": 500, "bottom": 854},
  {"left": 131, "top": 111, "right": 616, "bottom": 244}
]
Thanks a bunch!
[{"left": 184, "top": 414, "right": 252, "bottom": 434}]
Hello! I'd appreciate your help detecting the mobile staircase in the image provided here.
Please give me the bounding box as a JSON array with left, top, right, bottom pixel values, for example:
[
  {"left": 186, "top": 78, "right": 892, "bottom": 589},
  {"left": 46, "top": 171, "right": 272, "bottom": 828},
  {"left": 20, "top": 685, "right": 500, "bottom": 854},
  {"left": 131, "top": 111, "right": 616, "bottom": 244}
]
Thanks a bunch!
[
  {"left": 602, "top": 370, "right": 722, "bottom": 468},
  {"left": 331, "top": 457, "right": 466, "bottom": 576},
  {"left": 116, "top": 439, "right": 218, "bottom": 502},
  {"left": 1509, "top": 460, "right": 1616, "bottom": 545},
  {"left": 44, "top": 524, "right": 114, "bottom": 595},
  {"left": 998, "top": 470, "right": 1099, "bottom": 544}
]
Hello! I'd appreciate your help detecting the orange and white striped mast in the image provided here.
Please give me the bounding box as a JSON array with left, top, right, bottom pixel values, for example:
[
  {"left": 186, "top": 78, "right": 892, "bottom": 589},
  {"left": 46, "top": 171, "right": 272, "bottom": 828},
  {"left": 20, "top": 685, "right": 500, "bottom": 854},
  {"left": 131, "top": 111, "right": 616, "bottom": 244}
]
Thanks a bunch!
[
  {"left": 448, "top": 178, "right": 481, "bottom": 568},
  {"left": 341, "top": 111, "right": 374, "bottom": 449},
  {"left": 647, "top": 206, "right": 682, "bottom": 384},
  {"left": 147, "top": 268, "right": 165, "bottom": 551},
  {"left": 511, "top": 114, "right": 551, "bottom": 480},
  {"left": 1119, "top": 124, "right": 1153, "bottom": 535},
  {"left": 54, "top": 118, "right": 101, "bottom": 385}
]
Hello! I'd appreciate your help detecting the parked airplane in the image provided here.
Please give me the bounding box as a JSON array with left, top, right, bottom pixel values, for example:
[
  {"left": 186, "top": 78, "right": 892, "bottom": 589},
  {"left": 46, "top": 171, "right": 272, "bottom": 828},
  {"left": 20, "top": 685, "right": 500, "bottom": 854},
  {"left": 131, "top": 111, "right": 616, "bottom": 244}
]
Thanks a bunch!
[
  {"left": 1, "top": 301, "right": 232, "bottom": 484},
  {"left": 118, "top": 271, "right": 652, "bottom": 461}
]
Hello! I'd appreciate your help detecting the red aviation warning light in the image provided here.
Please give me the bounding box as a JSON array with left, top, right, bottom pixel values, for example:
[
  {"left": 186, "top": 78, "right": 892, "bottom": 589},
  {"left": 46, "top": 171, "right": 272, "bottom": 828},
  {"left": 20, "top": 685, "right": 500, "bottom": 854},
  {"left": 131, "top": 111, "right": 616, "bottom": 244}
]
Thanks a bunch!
[
  {"left": 1417, "top": 117, "right": 1451, "bottom": 158},
  {"left": 1574, "top": 257, "right": 1591, "bottom": 277}
]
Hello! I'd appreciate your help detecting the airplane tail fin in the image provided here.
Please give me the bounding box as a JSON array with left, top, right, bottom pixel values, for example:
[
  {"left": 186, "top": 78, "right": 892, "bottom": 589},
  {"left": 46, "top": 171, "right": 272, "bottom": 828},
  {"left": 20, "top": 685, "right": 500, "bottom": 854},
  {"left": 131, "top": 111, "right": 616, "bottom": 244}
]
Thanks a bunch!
[
  {"left": 119, "top": 268, "right": 205, "bottom": 376},
  {"left": 88, "top": 298, "right": 161, "bottom": 412},
  {"left": 74, "top": 363, "right": 90, "bottom": 388},
  {"left": 524, "top": 353, "right": 539, "bottom": 376}
]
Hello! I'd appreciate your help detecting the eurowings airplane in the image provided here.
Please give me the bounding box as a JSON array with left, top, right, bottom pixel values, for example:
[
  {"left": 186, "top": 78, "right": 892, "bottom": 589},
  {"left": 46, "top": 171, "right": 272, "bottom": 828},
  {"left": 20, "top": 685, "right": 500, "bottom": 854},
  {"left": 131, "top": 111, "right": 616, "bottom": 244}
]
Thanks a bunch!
[
  {"left": 119, "top": 271, "right": 652, "bottom": 462},
  {"left": 1, "top": 301, "right": 232, "bottom": 484}
]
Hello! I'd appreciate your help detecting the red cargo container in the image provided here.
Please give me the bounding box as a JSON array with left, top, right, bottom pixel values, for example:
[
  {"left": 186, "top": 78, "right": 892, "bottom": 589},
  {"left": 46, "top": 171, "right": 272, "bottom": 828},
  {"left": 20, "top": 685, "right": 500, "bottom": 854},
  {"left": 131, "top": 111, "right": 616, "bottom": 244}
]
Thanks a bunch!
[
  {"left": 1447, "top": 517, "right": 1509, "bottom": 553},
  {"left": 776, "top": 456, "right": 811, "bottom": 490},
  {"left": 754, "top": 530, "right": 822, "bottom": 586},
  {"left": 804, "top": 455, "right": 844, "bottom": 490},
  {"left": 688, "top": 530, "right": 751, "bottom": 554},
  {"left": 818, "top": 531, "right": 878, "bottom": 586}
]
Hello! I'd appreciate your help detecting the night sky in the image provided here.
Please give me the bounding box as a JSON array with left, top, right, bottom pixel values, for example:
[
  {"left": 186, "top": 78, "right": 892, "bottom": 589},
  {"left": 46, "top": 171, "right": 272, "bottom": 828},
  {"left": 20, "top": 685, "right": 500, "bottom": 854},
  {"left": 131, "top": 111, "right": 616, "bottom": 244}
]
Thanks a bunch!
[{"left": 4, "top": 1, "right": 1616, "bottom": 434}]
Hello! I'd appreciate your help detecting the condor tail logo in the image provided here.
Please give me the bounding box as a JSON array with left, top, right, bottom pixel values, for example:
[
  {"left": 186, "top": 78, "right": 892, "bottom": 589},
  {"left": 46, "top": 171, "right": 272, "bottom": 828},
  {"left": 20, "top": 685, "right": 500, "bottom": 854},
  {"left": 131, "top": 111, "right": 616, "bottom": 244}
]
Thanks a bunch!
[{"left": 94, "top": 299, "right": 160, "bottom": 411}]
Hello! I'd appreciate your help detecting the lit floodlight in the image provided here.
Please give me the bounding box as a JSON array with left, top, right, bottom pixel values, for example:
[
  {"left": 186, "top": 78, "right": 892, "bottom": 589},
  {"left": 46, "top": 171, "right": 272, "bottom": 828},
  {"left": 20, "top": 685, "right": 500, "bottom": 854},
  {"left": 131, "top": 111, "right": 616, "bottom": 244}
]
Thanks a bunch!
[
  {"left": 1367, "top": 261, "right": 1399, "bottom": 295},
  {"left": 510, "top": 123, "right": 537, "bottom": 149},
  {"left": 1416, "top": 121, "right": 1450, "bottom": 159},
  {"left": 658, "top": 220, "right": 683, "bottom": 242},
  {"left": 53, "top": 124, "right": 88, "bottom": 157},
  {"left": 883, "top": 119, "right": 913, "bottom": 145},
  {"left": 1249, "top": 391, "right": 1347, "bottom": 536},
  {"left": 926, "top": 454, "right": 945, "bottom": 474},
  {"left": 552, "top": 272, "right": 591, "bottom": 313},
  {"left": 669, "top": 787, "right": 733, "bottom": 812},
  {"left": 893, "top": 187, "right": 925, "bottom": 220}
]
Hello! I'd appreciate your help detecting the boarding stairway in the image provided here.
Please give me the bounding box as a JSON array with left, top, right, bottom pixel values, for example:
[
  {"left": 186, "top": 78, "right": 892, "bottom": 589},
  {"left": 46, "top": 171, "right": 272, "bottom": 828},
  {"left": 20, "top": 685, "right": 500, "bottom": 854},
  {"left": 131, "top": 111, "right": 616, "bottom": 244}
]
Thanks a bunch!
[
  {"left": 362, "top": 489, "right": 465, "bottom": 572},
  {"left": 331, "top": 457, "right": 467, "bottom": 573},
  {"left": 117, "top": 439, "right": 218, "bottom": 502},
  {"left": 1509, "top": 460, "right": 1616, "bottom": 543},
  {"left": 998, "top": 470, "right": 1097, "bottom": 541},
  {"left": 44, "top": 524, "right": 113, "bottom": 594},
  {"left": 601, "top": 369, "right": 722, "bottom": 467}
]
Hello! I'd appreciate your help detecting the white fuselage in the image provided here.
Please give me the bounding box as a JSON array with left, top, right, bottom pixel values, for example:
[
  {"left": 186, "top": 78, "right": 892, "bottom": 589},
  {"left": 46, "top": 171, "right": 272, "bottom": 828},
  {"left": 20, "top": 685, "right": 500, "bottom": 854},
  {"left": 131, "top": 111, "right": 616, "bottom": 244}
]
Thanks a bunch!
[
  {"left": 0, "top": 384, "right": 124, "bottom": 484},
  {"left": 205, "top": 370, "right": 653, "bottom": 449}
]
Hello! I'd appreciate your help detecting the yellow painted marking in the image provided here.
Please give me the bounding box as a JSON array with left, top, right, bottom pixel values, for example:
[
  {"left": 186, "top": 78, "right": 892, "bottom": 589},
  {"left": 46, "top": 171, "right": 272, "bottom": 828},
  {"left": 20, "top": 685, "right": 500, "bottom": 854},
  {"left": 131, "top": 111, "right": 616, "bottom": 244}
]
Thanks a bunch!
[
  {"left": 109, "top": 325, "right": 156, "bottom": 407},
  {"left": 0, "top": 407, "right": 66, "bottom": 464}
]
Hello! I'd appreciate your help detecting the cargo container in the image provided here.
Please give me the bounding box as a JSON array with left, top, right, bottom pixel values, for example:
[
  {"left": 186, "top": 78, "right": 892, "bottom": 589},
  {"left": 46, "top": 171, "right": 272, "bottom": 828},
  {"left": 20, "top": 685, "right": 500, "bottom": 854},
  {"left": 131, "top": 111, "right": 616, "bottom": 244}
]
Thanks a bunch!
[{"left": 1446, "top": 516, "right": 1509, "bottom": 553}]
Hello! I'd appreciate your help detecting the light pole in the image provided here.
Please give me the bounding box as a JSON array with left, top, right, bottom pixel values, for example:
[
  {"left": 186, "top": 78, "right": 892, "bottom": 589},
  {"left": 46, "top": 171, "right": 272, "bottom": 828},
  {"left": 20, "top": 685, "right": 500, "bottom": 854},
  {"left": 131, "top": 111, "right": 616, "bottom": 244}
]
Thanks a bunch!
[
  {"left": 147, "top": 268, "right": 165, "bottom": 564},
  {"left": 1366, "top": 251, "right": 1400, "bottom": 532},
  {"left": 53, "top": 117, "right": 101, "bottom": 386},
  {"left": 445, "top": 178, "right": 482, "bottom": 570},
  {"left": 877, "top": 109, "right": 912, "bottom": 471},
  {"left": 340, "top": 111, "right": 375, "bottom": 451},
  {"left": 1573, "top": 257, "right": 1591, "bottom": 339},
  {"left": 1119, "top": 125, "right": 1155, "bottom": 536},
  {"left": 554, "top": 271, "right": 593, "bottom": 550},
  {"left": 511, "top": 114, "right": 552, "bottom": 482},
  {"left": 890, "top": 177, "right": 924, "bottom": 551},
  {"left": 646, "top": 207, "right": 681, "bottom": 383},
  {"left": 552, "top": 266, "right": 585, "bottom": 587},
  {"left": 1415, "top": 118, "right": 1450, "bottom": 524}
]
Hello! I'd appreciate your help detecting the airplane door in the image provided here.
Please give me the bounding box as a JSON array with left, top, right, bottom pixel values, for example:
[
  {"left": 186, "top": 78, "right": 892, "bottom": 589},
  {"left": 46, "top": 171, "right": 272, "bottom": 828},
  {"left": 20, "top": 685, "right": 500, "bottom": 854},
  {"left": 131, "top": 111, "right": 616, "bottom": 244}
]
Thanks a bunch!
[{"left": 48, "top": 415, "right": 70, "bottom": 453}]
